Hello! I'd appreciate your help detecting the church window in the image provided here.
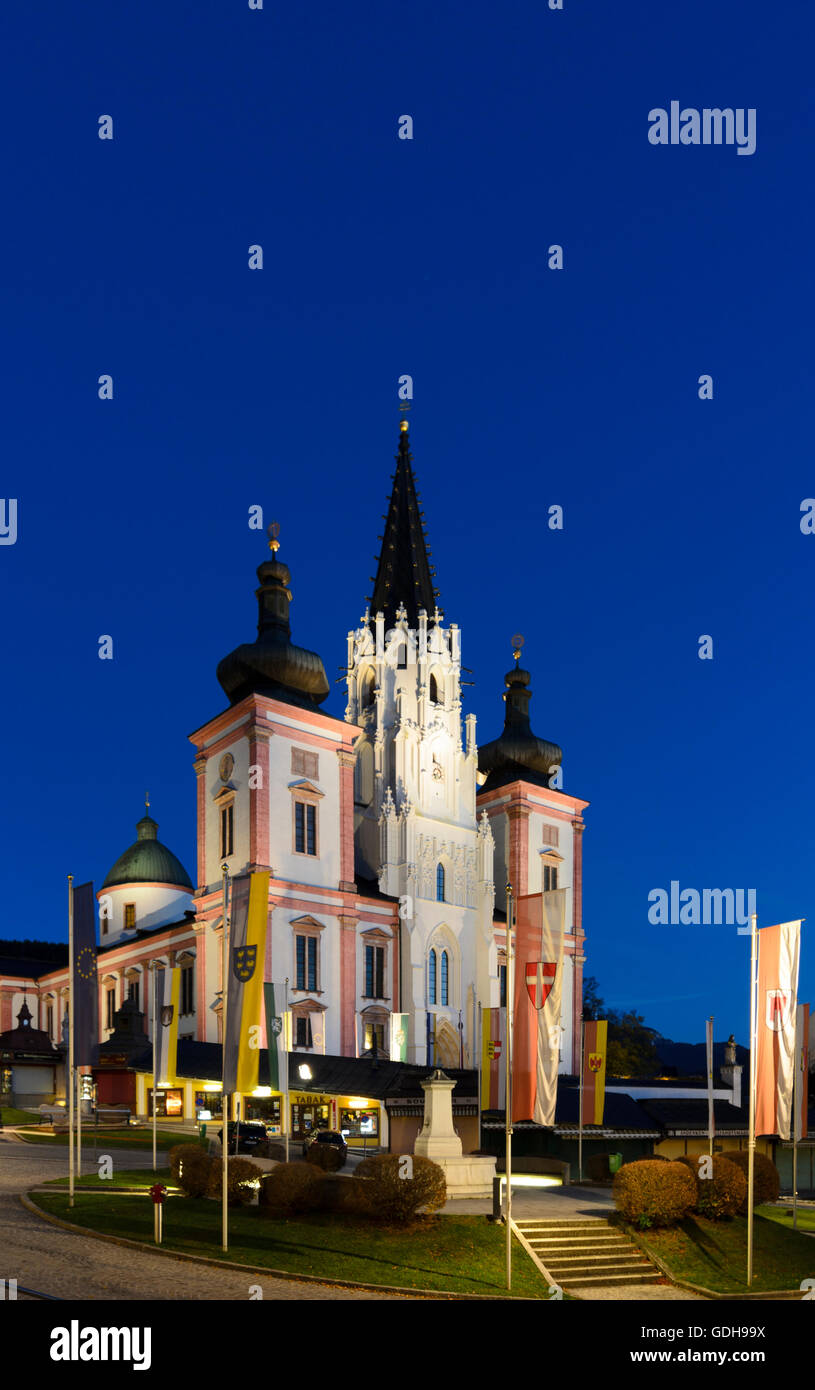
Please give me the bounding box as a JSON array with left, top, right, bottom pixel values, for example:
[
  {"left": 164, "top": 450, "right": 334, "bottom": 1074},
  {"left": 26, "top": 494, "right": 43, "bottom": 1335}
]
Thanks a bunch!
[
  {"left": 429, "top": 672, "right": 443, "bottom": 705},
  {"left": 428, "top": 949, "right": 437, "bottom": 1005},
  {"left": 296, "top": 934, "right": 318, "bottom": 991},
  {"left": 364, "top": 1021, "right": 386, "bottom": 1053},
  {"left": 436, "top": 863, "right": 445, "bottom": 902},
  {"left": 397, "top": 642, "right": 407, "bottom": 668},
  {"left": 355, "top": 740, "right": 374, "bottom": 806},
  {"left": 360, "top": 668, "right": 376, "bottom": 709},
  {"left": 364, "top": 944, "right": 385, "bottom": 998},
  {"left": 105, "top": 987, "right": 116, "bottom": 1030},
  {"left": 543, "top": 864, "right": 559, "bottom": 892},
  {"left": 220, "top": 803, "right": 234, "bottom": 859},
  {"left": 295, "top": 1015, "right": 313, "bottom": 1048},
  {"left": 124, "top": 902, "right": 136, "bottom": 931},
  {"left": 180, "top": 963, "right": 194, "bottom": 1015},
  {"left": 440, "top": 950, "right": 449, "bottom": 1006},
  {"left": 294, "top": 801, "right": 317, "bottom": 855},
  {"left": 127, "top": 979, "right": 140, "bottom": 1011},
  {"left": 46, "top": 1002, "right": 54, "bottom": 1038}
]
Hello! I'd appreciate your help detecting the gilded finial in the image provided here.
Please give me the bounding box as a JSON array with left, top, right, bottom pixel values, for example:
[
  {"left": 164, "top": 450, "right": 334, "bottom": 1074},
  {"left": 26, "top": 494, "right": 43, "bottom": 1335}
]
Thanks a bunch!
[
  {"left": 511, "top": 632, "right": 525, "bottom": 664},
  {"left": 145, "top": 790, "right": 150, "bottom": 813},
  {"left": 399, "top": 419, "right": 409, "bottom": 433},
  {"left": 267, "top": 521, "right": 281, "bottom": 553}
]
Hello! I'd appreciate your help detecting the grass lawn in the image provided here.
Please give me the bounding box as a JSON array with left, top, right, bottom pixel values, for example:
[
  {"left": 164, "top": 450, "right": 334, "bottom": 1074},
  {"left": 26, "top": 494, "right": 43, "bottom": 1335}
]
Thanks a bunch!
[
  {"left": 32, "top": 1192, "right": 557, "bottom": 1298},
  {"left": 18, "top": 1128, "right": 196, "bottom": 1150},
  {"left": 756, "top": 1203, "right": 815, "bottom": 1234},
  {"left": 41, "top": 1168, "right": 174, "bottom": 1191},
  {"left": 1, "top": 1108, "right": 42, "bottom": 1126},
  {"left": 637, "top": 1213, "right": 815, "bottom": 1293}
]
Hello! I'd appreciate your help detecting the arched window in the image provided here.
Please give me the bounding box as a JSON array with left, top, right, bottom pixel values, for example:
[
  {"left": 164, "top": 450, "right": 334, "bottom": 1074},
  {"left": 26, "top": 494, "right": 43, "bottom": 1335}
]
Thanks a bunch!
[
  {"left": 436, "top": 863, "right": 445, "bottom": 902},
  {"left": 440, "top": 950, "right": 449, "bottom": 1006},
  {"left": 429, "top": 672, "right": 443, "bottom": 705},
  {"left": 360, "top": 668, "right": 375, "bottom": 709},
  {"left": 428, "top": 949, "right": 437, "bottom": 1005},
  {"left": 397, "top": 642, "right": 407, "bottom": 668},
  {"left": 355, "top": 740, "right": 374, "bottom": 806}
]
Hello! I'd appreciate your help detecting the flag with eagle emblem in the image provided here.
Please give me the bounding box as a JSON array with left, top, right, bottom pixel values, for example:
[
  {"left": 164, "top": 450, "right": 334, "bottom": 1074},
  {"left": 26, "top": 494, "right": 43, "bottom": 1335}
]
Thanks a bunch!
[
  {"left": 223, "top": 870, "right": 270, "bottom": 1094},
  {"left": 580, "top": 1019, "right": 607, "bottom": 1125}
]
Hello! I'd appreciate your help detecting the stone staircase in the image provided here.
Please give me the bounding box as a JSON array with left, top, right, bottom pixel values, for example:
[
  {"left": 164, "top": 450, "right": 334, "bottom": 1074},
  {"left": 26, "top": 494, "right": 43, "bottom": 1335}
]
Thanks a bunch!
[{"left": 513, "top": 1217, "right": 662, "bottom": 1289}]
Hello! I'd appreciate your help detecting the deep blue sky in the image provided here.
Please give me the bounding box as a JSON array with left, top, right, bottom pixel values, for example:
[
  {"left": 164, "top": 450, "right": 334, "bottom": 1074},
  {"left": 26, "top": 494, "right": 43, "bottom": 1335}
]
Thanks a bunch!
[{"left": 2, "top": 1, "right": 813, "bottom": 1048}]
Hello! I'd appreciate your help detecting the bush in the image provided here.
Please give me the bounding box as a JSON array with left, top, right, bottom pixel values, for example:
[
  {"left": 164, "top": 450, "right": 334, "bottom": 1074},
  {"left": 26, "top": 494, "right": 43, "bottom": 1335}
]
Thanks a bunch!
[
  {"left": 673, "top": 1155, "right": 747, "bottom": 1220},
  {"left": 169, "top": 1144, "right": 213, "bottom": 1197},
  {"left": 354, "top": 1154, "right": 447, "bottom": 1225},
  {"left": 720, "top": 1151, "right": 780, "bottom": 1213},
  {"left": 305, "top": 1142, "right": 344, "bottom": 1172},
  {"left": 613, "top": 1159, "right": 696, "bottom": 1229},
  {"left": 260, "top": 1162, "right": 326, "bottom": 1216},
  {"left": 206, "top": 1156, "right": 263, "bottom": 1206}
]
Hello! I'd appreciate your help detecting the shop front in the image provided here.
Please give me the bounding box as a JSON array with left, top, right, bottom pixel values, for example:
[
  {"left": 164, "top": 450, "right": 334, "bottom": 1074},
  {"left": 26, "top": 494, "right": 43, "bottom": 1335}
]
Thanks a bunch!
[{"left": 288, "top": 1091, "right": 383, "bottom": 1147}]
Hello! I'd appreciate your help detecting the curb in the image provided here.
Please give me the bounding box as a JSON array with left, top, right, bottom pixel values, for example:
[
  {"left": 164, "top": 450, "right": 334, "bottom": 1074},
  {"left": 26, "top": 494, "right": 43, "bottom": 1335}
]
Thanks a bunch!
[{"left": 20, "top": 1193, "right": 538, "bottom": 1301}]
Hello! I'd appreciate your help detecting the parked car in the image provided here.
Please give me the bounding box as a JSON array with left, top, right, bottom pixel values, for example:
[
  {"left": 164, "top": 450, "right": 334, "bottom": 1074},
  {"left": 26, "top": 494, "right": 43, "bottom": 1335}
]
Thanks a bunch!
[
  {"left": 217, "top": 1121, "right": 268, "bottom": 1155},
  {"left": 302, "top": 1128, "right": 348, "bottom": 1166}
]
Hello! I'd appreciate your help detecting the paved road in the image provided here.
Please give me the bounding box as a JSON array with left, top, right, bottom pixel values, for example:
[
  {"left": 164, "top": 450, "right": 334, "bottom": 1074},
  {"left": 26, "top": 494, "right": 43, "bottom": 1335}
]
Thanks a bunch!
[{"left": 0, "top": 1134, "right": 409, "bottom": 1301}]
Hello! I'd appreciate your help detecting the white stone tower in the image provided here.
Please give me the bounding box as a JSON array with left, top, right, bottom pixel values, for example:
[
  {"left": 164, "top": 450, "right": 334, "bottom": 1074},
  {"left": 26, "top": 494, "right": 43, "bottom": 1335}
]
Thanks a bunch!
[{"left": 345, "top": 421, "right": 495, "bottom": 1066}]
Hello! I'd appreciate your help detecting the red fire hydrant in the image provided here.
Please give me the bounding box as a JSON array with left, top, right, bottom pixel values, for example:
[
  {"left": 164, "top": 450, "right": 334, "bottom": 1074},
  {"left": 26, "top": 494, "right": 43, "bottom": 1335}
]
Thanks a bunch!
[{"left": 150, "top": 1183, "right": 167, "bottom": 1244}]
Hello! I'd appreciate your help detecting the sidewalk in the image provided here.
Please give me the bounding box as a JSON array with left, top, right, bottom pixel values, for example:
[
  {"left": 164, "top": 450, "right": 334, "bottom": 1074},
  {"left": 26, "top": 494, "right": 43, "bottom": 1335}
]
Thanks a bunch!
[{"left": 443, "top": 1182, "right": 615, "bottom": 1219}]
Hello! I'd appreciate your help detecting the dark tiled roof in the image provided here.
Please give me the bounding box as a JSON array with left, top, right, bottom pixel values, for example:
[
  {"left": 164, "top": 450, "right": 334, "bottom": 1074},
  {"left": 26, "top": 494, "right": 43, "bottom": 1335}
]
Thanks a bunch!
[{"left": 639, "top": 1097, "right": 750, "bottom": 1132}]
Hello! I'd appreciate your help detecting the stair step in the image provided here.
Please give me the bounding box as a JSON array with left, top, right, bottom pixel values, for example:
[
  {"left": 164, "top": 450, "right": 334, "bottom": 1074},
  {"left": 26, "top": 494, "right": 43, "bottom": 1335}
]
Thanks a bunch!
[
  {"left": 566, "top": 1273, "right": 662, "bottom": 1288},
  {"left": 547, "top": 1260, "right": 655, "bottom": 1275},
  {"left": 532, "top": 1247, "right": 640, "bottom": 1261}
]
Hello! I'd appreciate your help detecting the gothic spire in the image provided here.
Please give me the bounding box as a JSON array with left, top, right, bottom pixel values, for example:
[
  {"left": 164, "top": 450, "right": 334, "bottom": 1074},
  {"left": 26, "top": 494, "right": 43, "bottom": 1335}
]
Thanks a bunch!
[{"left": 368, "top": 421, "right": 438, "bottom": 629}]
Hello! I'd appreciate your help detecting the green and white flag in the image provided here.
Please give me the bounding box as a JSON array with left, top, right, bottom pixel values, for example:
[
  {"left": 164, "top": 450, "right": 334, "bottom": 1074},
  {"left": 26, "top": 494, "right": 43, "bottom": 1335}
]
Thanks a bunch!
[
  {"left": 390, "top": 1012, "right": 409, "bottom": 1062},
  {"left": 264, "top": 982, "right": 286, "bottom": 1091}
]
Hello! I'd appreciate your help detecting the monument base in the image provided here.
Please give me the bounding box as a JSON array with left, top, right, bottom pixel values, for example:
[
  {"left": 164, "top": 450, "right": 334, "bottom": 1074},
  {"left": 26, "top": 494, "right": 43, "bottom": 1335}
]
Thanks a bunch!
[{"left": 431, "top": 1154, "right": 497, "bottom": 1199}]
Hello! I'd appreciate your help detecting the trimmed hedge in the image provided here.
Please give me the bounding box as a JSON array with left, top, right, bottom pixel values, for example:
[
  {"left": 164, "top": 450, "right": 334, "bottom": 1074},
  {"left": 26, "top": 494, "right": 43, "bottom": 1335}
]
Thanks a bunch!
[
  {"left": 206, "top": 1156, "right": 263, "bottom": 1206},
  {"left": 168, "top": 1144, "right": 212, "bottom": 1197},
  {"left": 354, "top": 1154, "right": 447, "bottom": 1224},
  {"left": 305, "top": 1142, "right": 344, "bottom": 1172},
  {"left": 719, "top": 1150, "right": 780, "bottom": 1212},
  {"left": 673, "top": 1154, "right": 746, "bottom": 1219},
  {"left": 260, "top": 1161, "right": 326, "bottom": 1215},
  {"left": 612, "top": 1159, "right": 696, "bottom": 1229}
]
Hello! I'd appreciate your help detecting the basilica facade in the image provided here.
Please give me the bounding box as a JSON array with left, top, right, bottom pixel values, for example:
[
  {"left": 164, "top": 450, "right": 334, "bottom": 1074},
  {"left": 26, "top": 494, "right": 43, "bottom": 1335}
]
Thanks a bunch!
[{"left": 1, "top": 421, "right": 589, "bottom": 1115}]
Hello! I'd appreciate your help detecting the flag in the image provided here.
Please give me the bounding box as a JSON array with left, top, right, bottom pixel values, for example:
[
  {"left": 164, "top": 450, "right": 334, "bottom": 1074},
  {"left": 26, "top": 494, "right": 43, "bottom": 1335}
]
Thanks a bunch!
[
  {"left": 73, "top": 882, "right": 98, "bottom": 1067},
  {"left": 155, "top": 966, "right": 180, "bottom": 1087},
  {"left": 705, "top": 1017, "right": 715, "bottom": 1143},
  {"left": 311, "top": 1011, "right": 326, "bottom": 1054},
  {"left": 513, "top": 889, "right": 566, "bottom": 1125},
  {"left": 755, "top": 920, "right": 801, "bottom": 1139},
  {"left": 480, "top": 1007, "right": 506, "bottom": 1109},
  {"left": 223, "top": 870, "right": 270, "bottom": 1093},
  {"left": 354, "top": 1010, "right": 359, "bottom": 1059},
  {"left": 795, "top": 1003, "right": 810, "bottom": 1142},
  {"left": 581, "top": 1020, "right": 608, "bottom": 1125},
  {"left": 263, "top": 983, "right": 285, "bottom": 1091},
  {"left": 390, "top": 1013, "right": 409, "bottom": 1062}
]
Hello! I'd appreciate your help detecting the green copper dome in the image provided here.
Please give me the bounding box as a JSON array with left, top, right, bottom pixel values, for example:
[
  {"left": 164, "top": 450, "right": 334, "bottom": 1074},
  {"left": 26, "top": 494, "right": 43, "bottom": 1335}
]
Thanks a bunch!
[{"left": 101, "top": 814, "right": 194, "bottom": 891}]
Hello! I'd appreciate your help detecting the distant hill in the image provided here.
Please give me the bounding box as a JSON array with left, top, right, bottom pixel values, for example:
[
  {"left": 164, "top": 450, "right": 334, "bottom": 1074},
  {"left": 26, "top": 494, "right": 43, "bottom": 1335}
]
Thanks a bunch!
[
  {"left": 0, "top": 939, "right": 69, "bottom": 965},
  {"left": 654, "top": 1037, "right": 748, "bottom": 1078}
]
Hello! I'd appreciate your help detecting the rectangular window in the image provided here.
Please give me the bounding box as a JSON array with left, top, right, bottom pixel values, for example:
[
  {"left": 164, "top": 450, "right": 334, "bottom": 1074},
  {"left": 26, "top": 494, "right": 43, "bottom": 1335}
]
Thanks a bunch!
[
  {"left": 180, "top": 964, "right": 194, "bottom": 1015},
  {"left": 220, "top": 803, "right": 234, "bottom": 858},
  {"left": 46, "top": 1003, "right": 54, "bottom": 1038},
  {"left": 291, "top": 748, "right": 319, "bottom": 779},
  {"left": 543, "top": 865, "right": 559, "bottom": 892},
  {"left": 542, "top": 824, "right": 560, "bottom": 847},
  {"left": 127, "top": 980, "right": 140, "bottom": 1011},
  {"left": 148, "top": 1088, "right": 184, "bottom": 1118},
  {"left": 106, "top": 988, "right": 116, "bottom": 1030},
  {"left": 499, "top": 964, "right": 507, "bottom": 1008},
  {"left": 295, "top": 1015, "right": 313, "bottom": 1048},
  {"left": 340, "top": 1107, "right": 379, "bottom": 1139},
  {"left": 363, "top": 1022, "right": 385, "bottom": 1053},
  {"left": 296, "top": 935, "right": 317, "bottom": 991},
  {"left": 295, "top": 801, "right": 317, "bottom": 855},
  {"left": 194, "top": 1090, "right": 223, "bottom": 1119},
  {"left": 364, "top": 945, "right": 385, "bottom": 998},
  {"left": 124, "top": 903, "right": 136, "bottom": 930}
]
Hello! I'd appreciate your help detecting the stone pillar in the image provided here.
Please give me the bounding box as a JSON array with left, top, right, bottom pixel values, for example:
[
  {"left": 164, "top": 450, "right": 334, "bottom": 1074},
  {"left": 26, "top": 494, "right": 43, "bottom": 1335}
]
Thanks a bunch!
[
  {"left": 337, "top": 750, "right": 357, "bottom": 893},
  {"left": 338, "top": 915, "right": 358, "bottom": 1056},
  {"left": 193, "top": 753, "right": 207, "bottom": 891},
  {"left": 506, "top": 799, "right": 530, "bottom": 898},
  {"left": 248, "top": 726, "right": 272, "bottom": 869},
  {"left": 414, "top": 1069, "right": 462, "bottom": 1159}
]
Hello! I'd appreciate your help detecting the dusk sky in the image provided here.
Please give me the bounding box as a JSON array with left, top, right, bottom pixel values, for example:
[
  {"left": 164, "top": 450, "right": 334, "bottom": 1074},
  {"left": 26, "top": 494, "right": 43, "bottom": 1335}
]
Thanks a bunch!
[{"left": 3, "top": 1, "right": 813, "bottom": 1047}]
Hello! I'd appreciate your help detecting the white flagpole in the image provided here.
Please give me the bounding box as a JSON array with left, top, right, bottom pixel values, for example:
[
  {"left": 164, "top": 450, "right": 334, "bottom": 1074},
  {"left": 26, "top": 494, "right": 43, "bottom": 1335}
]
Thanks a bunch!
[
  {"left": 284, "top": 978, "right": 290, "bottom": 1164},
  {"left": 68, "top": 875, "right": 75, "bottom": 1209},
  {"left": 747, "top": 912, "right": 758, "bottom": 1286},
  {"left": 477, "top": 1002, "right": 482, "bottom": 1152},
  {"left": 578, "top": 1017, "right": 585, "bottom": 1182},
  {"left": 793, "top": 1004, "right": 803, "bottom": 1231},
  {"left": 221, "top": 864, "right": 230, "bottom": 1253},
  {"left": 505, "top": 882, "right": 514, "bottom": 1291},
  {"left": 707, "top": 1016, "right": 715, "bottom": 1157},
  {"left": 152, "top": 962, "right": 158, "bottom": 1173}
]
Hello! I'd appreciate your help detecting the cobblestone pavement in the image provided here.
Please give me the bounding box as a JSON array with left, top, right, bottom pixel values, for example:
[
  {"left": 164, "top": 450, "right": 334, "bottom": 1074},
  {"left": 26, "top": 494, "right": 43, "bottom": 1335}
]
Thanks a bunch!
[{"left": 0, "top": 1134, "right": 410, "bottom": 1301}]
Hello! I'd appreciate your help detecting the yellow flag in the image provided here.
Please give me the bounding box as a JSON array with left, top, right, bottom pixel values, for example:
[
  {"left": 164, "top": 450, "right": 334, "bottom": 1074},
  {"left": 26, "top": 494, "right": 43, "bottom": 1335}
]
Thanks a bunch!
[{"left": 233, "top": 870, "right": 271, "bottom": 1094}]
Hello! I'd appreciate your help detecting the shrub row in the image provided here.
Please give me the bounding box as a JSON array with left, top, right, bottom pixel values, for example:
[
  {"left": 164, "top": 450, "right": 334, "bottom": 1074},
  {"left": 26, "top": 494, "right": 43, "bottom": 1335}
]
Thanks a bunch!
[
  {"left": 260, "top": 1155, "right": 446, "bottom": 1224},
  {"left": 612, "top": 1152, "right": 780, "bottom": 1229},
  {"left": 168, "top": 1145, "right": 262, "bottom": 1205}
]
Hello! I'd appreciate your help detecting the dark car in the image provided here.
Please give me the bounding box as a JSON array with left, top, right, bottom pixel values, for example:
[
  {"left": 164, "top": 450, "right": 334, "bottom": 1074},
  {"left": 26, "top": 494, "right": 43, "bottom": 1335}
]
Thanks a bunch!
[
  {"left": 302, "top": 1129, "right": 348, "bottom": 1166},
  {"left": 217, "top": 1121, "right": 268, "bottom": 1155}
]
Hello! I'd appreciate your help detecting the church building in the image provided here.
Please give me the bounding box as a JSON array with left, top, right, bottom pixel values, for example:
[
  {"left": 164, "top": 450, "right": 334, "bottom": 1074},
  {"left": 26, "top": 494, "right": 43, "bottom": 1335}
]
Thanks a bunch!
[{"left": 0, "top": 421, "right": 589, "bottom": 1137}]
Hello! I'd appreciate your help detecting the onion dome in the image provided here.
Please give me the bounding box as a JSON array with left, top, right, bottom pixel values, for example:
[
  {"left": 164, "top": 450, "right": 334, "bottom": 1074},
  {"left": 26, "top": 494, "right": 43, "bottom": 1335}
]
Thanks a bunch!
[
  {"left": 478, "top": 645, "right": 562, "bottom": 793},
  {"left": 216, "top": 527, "right": 330, "bottom": 708},
  {"left": 102, "top": 812, "right": 194, "bottom": 891}
]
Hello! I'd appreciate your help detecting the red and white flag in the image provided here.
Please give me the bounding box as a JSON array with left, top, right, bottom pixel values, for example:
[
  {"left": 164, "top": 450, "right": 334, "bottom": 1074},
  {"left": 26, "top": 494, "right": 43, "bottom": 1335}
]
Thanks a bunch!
[
  {"left": 795, "top": 1003, "right": 810, "bottom": 1143},
  {"left": 755, "top": 920, "right": 801, "bottom": 1140},
  {"left": 512, "top": 889, "right": 566, "bottom": 1126}
]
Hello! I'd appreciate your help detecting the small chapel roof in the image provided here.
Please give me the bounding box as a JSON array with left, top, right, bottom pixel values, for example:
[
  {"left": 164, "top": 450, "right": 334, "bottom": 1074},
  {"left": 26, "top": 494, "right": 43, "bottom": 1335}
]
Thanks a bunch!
[{"left": 101, "top": 810, "right": 194, "bottom": 891}]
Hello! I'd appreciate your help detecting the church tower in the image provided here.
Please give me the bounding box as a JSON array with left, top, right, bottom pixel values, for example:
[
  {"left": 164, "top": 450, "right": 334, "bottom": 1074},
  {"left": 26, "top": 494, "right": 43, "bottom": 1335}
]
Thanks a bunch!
[{"left": 345, "top": 421, "right": 495, "bottom": 1066}]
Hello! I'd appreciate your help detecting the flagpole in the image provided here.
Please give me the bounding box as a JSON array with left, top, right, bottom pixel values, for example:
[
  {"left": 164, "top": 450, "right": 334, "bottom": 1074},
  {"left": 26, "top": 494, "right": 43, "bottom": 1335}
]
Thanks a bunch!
[
  {"left": 793, "top": 1004, "right": 802, "bottom": 1232},
  {"left": 152, "top": 962, "right": 158, "bottom": 1173},
  {"left": 284, "top": 977, "right": 290, "bottom": 1164},
  {"left": 68, "top": 875, "right": 75, "bottom": 1208},
  {"left": 477, "top": 1002, "right": 482, "bottom": 1153},
  {"left": 707, "top": 1015, "right": 715, "bottom": 1157},
  {"left": 505, "top": 881, "right": 514, "bottom": 1291},
  {"left": 221, "top": 863, "right": 230, "bottom": 1253},
  {"left": 747, "top": 911, "right": 758, "bottom": 1286},
  {"left": 578, "top": 1016, "right": 584, "bottom": 1183}
]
